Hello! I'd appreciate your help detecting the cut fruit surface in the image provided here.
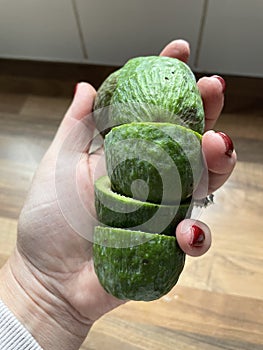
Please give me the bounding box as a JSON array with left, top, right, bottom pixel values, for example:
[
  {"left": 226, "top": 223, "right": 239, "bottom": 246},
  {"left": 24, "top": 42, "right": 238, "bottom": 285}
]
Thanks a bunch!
[{"left": 95, "top": 175, "right": 192, "bottom": 235}]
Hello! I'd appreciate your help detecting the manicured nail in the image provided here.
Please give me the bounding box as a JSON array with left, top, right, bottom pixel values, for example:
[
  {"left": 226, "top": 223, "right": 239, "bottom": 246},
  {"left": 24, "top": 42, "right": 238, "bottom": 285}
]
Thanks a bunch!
[
  {"left": 190, "top": 225, "right": 205, "bottom": 247},
  {"left": 217, "top": 131, "right": 234, "bottom": 157},
  {"left": 212, "top": 75, "right": 226, "bottom": 93}
]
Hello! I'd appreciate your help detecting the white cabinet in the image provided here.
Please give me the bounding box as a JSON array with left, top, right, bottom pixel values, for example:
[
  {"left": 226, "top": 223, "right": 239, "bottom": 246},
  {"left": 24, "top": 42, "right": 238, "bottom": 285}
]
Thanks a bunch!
[
  {"left": 75, "top": 0, "right": 204, "bottom": 67},
  {"left": 1, "top": 0, "right": 262, "bottom": 77},
  {"left": 196, "top": 0, "right": 263, "bottom": 77},
  {"left": 0, "top": 0, "right": 84, "bottom": 62}
]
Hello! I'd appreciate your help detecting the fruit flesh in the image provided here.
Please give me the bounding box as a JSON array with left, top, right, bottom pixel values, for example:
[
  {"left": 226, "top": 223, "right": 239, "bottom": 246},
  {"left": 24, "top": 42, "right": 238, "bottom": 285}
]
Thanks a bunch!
[{"left": 95, "top": 175, "right": 193, "bottom": 236}]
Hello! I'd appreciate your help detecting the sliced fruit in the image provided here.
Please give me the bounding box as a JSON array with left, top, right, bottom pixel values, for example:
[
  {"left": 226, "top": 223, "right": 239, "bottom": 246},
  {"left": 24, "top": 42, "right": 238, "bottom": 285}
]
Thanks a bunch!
[
  {"left": 105, "top": 122, "right": 203, "bottom": 204},
  {"left": 93, "top": 226, "right": 185, "bottom": 301},
  {"left": 92, "top": 55, "right": 206, "bottom": 302},
  {"left": 95, "top": 175, "right": 192, "bottom": 236}
]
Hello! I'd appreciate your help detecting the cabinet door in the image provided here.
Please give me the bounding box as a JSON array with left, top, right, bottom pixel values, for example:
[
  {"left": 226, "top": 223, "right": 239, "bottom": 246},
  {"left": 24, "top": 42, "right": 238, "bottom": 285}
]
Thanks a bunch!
[
  {"left": 76, "top": 0, "right": 204, "bottom": 67},
  {"left": 197, "top": 0, "right": 263, "bottom": 77},
  {"left": 0, "top": 0, "right": 84, "bottom": 62}
]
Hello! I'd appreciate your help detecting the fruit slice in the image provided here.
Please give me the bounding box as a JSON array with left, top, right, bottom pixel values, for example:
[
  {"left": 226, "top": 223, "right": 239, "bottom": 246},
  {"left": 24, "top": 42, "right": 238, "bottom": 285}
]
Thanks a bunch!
[
  {"left": 105, "top": 122, "right": 203, "bottom": 204},
  {"left": 95, "top": 175, "right": 192, "bottom": 236},
  {"left": 93, "top": 56, "right": 205, "bottom": 134},
  {"left": 93, "top": 226, "right": 185, "bottom": 301}
]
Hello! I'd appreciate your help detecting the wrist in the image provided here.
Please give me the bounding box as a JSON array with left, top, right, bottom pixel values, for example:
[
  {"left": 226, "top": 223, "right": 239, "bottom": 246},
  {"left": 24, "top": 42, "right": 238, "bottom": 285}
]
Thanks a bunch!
[{"left": 0, "top": 248, "right": 92, "bottom": 350}]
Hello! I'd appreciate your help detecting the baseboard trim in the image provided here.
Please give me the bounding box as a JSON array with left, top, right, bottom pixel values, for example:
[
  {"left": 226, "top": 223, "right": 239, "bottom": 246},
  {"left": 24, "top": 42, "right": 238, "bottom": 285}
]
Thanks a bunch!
[{"left": 0, "top": 58, "right": 262, "bottom": 114}]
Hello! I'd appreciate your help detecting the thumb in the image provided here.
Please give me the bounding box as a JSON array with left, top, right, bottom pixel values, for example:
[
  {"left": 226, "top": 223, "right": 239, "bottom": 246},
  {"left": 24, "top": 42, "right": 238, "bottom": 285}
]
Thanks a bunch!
[
  {"left": 51, "top": 82, "right": 97, "bottom": 154},
  {"left": 65, "top": 82, "right": 97, "bottom": 121}
]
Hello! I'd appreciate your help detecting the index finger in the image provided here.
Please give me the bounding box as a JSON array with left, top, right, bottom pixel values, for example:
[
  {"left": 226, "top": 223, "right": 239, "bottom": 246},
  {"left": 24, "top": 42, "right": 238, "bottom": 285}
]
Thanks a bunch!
[{"left": 197, "top": 76, "right": 225, "bottom": 131}]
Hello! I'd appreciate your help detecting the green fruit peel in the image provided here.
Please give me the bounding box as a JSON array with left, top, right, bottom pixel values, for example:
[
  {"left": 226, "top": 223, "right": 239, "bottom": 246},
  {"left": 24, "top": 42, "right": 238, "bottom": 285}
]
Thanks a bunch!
[
  {"left": 105, "top": 122, "right": 203, "bottom": 204},
  {"left": 92, "top": 56, "right": 205, "bottom": 301},
  {"left": 95, "top": 175, "right": 192, "bottom": 236},
  {"left": 93, "top": 226, "right": 185, "bottom": 301},
  {"left": 94, "top": 56, "right": 204, "bottom": 135}
]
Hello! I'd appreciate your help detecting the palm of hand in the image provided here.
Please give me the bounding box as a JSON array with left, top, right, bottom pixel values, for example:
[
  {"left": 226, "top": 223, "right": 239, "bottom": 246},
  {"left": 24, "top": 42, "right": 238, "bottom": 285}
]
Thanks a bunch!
[{"left": 17, "top": 126, "right": 121, "bottom": 321}]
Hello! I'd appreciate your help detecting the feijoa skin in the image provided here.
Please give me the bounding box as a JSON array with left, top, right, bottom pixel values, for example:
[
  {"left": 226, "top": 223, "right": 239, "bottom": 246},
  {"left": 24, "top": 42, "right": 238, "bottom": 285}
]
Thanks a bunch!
[
  {"left": 93, "top": 56, "right": 204, "bottom": 135},
  {"left": 105, "top": 122, "right": 203, "bottom": 204},
  {"left": 95, "top": 175, "right": 192, "bottom": 235},
  {"left": 93, "top": 226, "right": 185, "bottom": 301},
  {"left": 93, "top": 69, "right": 121, "bottom": 135},
  {"left": 92, "top": 55, "right": 206, "bottom": 302}
]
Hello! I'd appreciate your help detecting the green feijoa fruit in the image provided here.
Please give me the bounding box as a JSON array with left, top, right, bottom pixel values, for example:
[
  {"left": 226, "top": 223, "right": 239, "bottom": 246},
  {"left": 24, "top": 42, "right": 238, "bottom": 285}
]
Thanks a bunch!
[
  {"left": 93, "top": 69, "right": 121, "bottom": 135},
  {"left": 93, "top": 226, "right": 185, "bottom": 301},
  {"left": 105, "top": 122, "right": 203, "bottom": 204},
  {"left": 93, "top": 56, "right": 204, "bottom": 135},
  {"left": 95, "top": 175, "right": 192, "bottom": 236}
]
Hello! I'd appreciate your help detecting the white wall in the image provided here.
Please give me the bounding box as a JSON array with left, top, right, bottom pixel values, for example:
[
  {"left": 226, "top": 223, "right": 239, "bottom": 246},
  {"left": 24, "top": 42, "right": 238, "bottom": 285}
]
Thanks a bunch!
[
  {"left": 0, "top": 0, "right": 262, "bottom": 77},
  {"left": 75, "top": 0, "right": 204, "bottom": 67},
  {"left": 0, "top": 0, "right": 83, "bottom": 62},
  {"left": 196, "top": 0, "right": 263, "bottom": 77}
]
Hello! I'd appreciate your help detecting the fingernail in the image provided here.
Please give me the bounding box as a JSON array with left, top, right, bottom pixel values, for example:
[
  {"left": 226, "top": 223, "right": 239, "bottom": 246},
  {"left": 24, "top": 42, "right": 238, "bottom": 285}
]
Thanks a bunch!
[
  {"left": 74, "top": 83, "right": 79, "bottom": 96},
  {"left": 212, "top": 75, "right": 226, "bottom": 93},
  {"left": 217, "top": 131, "right": 234, "bottom": 157},
  {"left": 190, "top": 225, "right": 205, "bottom": 247}
]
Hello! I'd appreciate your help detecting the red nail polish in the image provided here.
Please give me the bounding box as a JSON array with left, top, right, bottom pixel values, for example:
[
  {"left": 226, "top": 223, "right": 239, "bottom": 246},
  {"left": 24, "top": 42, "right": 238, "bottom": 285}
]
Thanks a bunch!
[
  {"left": 190, "top": 225, "right": 205, "bottom": 247},
  {"left": 74, "top": 83, "right": 79, "bottom": 96},
  {"left": 212, "top": 75, "right": 226, "bottom": 93},
  {"left": 217, "top": 131, "right": 234, "bottom": 157}
]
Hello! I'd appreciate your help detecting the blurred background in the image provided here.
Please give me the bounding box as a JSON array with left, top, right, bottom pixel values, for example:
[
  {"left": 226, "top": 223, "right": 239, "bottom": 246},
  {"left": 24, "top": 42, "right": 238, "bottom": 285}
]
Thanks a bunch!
[
  {"left": 0, "top": 0, "right": 262, "bottom": 75},
  {"left": 0, "top": 1, "right": 262, "bottom": 349}
]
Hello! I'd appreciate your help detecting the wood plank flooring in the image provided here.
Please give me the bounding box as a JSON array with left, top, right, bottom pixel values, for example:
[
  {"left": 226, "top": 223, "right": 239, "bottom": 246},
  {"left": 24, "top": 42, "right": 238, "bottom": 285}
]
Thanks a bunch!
[{"left": 0, "top": 67, "right": 262, "bottom": 349}]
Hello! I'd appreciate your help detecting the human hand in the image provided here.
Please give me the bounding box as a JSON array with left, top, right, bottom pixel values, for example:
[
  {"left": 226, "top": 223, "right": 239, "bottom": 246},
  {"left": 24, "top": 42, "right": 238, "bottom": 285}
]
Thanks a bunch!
[
  {"left": 0, "top": 39, "right": 236, "bottom": 350},
  {"left": 160, "top": 40, "right": 237, "bottom": 255}
]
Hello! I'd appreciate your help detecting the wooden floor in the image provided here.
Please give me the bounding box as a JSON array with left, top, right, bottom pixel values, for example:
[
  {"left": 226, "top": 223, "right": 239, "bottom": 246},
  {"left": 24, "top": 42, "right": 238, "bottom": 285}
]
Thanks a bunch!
[{"left": 0, "top": 62, "right": 262, "bottom": 349}]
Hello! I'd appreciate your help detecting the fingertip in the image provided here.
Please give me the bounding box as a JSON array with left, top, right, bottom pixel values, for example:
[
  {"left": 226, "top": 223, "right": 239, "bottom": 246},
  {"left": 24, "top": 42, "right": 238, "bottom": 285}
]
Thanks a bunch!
[
  {"left": 197, "top": 76, "right": 225, "bottom": 130},
  {"left": 197, "top": 76, "right": 225, "bottom": 96},
  {"left": 202, "top": 130, "right": 237, "bottom": 193},
  {"left": 70, "top": 82, "right": 97, "bottom": 120},
  {"left": 176, "top": 219, "right": 211, "bottom": 257},
  {"left": 160, "top": 39, "right": 190, "bottom": 63},
  {"left": 202, "top": 131, "right": 237, "bottom": 175},
  {"left": 50, "top": 82, "right": 97, "bottom": 153},
  {"left": 75, "top": 81, "right": 97, "bottom": 97},
  {"left": 211, "top": 75, "right": 226, "bottom": 94}
]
